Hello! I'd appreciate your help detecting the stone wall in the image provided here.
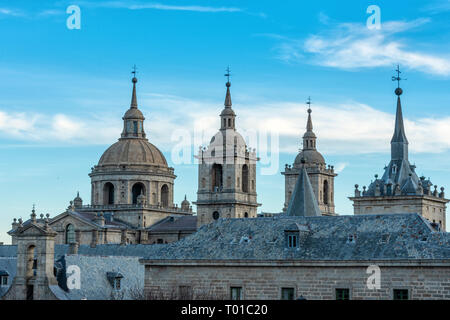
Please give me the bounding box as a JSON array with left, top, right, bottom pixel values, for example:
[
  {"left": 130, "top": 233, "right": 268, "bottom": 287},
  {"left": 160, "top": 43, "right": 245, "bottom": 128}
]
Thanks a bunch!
[{"left": 144, "top": 261, "right": 450, "bottom": 300}]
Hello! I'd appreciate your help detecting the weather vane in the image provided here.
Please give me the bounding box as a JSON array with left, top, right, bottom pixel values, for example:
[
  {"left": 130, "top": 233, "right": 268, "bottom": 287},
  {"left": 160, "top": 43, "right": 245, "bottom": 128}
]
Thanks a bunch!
[
  {"left": 306, "top": 96, "right": 312, "bottom": 111},
  {"left": 224, "top": 66, "right": 231, "bottom": 83},
  {"left": 392, "top": 64, "right": 406, "bottom": 88},
  {"left": 132, "top": 64, "right": 137, "bottom": 78}
]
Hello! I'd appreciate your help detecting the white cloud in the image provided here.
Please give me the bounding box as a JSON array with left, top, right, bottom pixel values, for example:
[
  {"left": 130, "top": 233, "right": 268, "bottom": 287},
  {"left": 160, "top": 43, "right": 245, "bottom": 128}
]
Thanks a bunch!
[
  {"left": 276, "top": 19, "right": 450, "bottom": 76},
  {"left": 2, "top": 94, "right": 450, "bottom": 157},
  {"left": 80, "top": 1, "right": 241, "bottom": 13}
]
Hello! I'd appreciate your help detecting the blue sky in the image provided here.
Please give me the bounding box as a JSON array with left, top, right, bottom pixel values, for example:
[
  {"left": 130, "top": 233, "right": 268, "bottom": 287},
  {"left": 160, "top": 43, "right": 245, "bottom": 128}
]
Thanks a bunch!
[{"left": 1, "top": 0, "right": 450, "bottom": 243}]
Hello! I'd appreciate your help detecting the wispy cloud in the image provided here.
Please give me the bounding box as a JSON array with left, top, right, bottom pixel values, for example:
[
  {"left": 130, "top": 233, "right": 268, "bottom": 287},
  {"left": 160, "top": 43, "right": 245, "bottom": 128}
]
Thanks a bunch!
[
  {"left": 79, "top": 1, "right": 242, "bottom": 13},
  {"left": 423, "top": 0, "right": 450, "bottom": 14},
  {"left": 274, "top": 18, "right": 450, "bottom": 76},
  {"left": 2, "top": 94, "right": 450, "bottom": 156},
  {"left": 0, "top": 7, "right": 25, "bottom": 17}
]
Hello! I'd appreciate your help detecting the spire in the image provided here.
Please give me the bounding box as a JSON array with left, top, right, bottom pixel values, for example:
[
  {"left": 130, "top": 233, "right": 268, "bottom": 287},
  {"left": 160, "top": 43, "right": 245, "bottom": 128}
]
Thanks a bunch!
[
  {"left": 224, "top": 66, "right": 232, "bottom": 107},
  {"left": 302, "top": 97, "right": 317, "bottom": 151},
  {"left": 390, "top": 65, "right": 408, "bottom": 161},
  {"left": 306, "top": 96, "right": 313, "bottom": 132},
  {"left": 286, "top": 159, "right": 321, "bottom": 217},
  {"left": 224, "top": 81, "right": 232, "bottom": 107},
  {"left": 131, "top": 65, "right": 138, "bottom": 109},
  {"left": 220, "top": 66, "right": 236, "bottom": 130},
  {"left": 121, "top": 67, "right": 146, "bottom": 139}
]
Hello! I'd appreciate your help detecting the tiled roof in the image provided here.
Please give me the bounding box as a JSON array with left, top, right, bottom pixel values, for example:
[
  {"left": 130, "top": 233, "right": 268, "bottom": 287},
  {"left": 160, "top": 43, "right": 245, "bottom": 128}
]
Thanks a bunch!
[{"left": 147, "top": 216, "right": 197, "bottom": 232}]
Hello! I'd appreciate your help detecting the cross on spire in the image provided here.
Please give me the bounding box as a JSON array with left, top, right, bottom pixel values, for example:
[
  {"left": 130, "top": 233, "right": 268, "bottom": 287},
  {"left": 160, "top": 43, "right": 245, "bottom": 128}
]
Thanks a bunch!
[
  {"left": 392, "top": 64, "right": 406, "bottom": 89},
  {"left": 131, "top": 64, "right": 137, "bottom": 78},
  {"left": 306, "top": 96, "right": 312, "bottom": 112},
  {"left": 224, "top": 66, "right": 231, "bottom": 83}
]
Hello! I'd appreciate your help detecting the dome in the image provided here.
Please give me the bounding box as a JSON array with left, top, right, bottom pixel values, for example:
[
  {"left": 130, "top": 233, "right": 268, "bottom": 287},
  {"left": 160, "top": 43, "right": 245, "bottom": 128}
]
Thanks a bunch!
[
  {"left": 209, "top": 130, "right": 246, "bottom": 148},
  {"left": 98, "top": 138, "right": 168, "bottom": 167},
  {"left": 123, "top": 108, "right": 144, "bottom": 120},
  {"left": 294, "top": 149, "right": 325, "bottom": 167}
]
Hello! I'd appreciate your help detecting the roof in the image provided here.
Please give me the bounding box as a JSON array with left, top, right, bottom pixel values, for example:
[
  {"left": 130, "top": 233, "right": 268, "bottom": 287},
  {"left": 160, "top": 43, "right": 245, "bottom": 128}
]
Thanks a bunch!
[
  {"left": 147, "top": 216, "right": 197, "bottom": 233},
  {"left": 285, "top": 166, "right": 321, "bottom": 217},
  {"left": 98, "top": 138, "right": 168, "bottom": 167},
  {"left": 141, "top": 213, "right": 450, "bottom": 261},
  {"left": 1, "top": 213, "right": 449, "bottom": 263}
]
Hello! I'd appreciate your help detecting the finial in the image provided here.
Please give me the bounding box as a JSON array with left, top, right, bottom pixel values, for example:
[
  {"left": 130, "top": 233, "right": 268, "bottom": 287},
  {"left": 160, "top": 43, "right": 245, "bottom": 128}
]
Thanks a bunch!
[
  {"left": 131, "top": 64, "right": 138, "bottom": 83},
  {"left": 224, "top": 65, "right": 231, "bottom": 85},
  {"left": 77, "top": 191, "right": 80, "bottom": 197},
  {"left": 392, "top": 64, "right": 406, "bottom": 95},
  {"left": 306, "top": 96, "right": 312, "bottom": 113},
  {"left": 184, "top": 194, "right": 187, "bottom": 200}
]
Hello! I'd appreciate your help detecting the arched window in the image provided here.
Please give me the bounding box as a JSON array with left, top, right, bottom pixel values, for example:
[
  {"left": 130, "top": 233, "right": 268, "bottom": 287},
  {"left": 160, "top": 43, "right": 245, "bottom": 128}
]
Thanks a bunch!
[
  {"left": 201, "top": 178, "right": 206, "bottom": 189},
  {"left": 26, "top": 245, "right": 36, "bottom": 279},
  {"left": 132, "top": 182, "right": 145, "bottom": 204},
  {"left": 161, "top": 184, "right": 169, "bottom": 207},
  {"left": 103, "top": 183, "right": 115, "bottom": 205},
  {"left": 212, "top": 163, "right": 223, "bottom": 191},
  {"left": 244, "top": 212, "right": 248, "bottom": 218},
  {"left": 66, "top": 224, "right": 75, "bottom": 244},
  {"left": 323, "top": 180, "right": 329, "bottom": 205},
  {"left": 242, "top": 164, "right": 249, "bottom": 193}
]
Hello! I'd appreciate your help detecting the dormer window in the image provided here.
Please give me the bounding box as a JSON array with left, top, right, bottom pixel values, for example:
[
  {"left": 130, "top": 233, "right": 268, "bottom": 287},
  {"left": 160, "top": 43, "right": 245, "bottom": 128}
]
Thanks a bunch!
[
  {"left": 106, "top": 272, "right": 123, "bottom": 291},
  {"left": 0, "top": 271, "right": 9, "bottom": 286},
  {"left": 347, "top": 234, "right": 356, "bottom": 243},
  {"left": 285, "top": 231, "right": 299, "bottom": 248},
  {"left": 392, "top": 164, "right": 397, "bottom": 174}
]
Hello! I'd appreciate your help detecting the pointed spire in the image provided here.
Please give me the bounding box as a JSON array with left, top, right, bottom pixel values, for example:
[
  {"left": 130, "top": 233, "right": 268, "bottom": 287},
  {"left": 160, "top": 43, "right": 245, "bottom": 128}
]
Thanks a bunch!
[
  {"left": 131, "top": 76, "right": 138, "bottom": 109},
  {"left": 224, "top": 81, "right": 232, "bottom": 107},
  {"left": 390, "top": 66, "right": 409, "bottom": 161},
  {"left": 391, "top": 94, "right": 408, "bottom": 144},
  {"left": 306, "top": 108, "right": 313, "bottom": 132},
  {"left": 302, "top": 97, "right": 316, "bottom": 151},
  {"left": 286, "top": 159, "right": 321, "bottom": 217},
  {"left": 220, "top": 67, "right": 236, "bottom": 130}
]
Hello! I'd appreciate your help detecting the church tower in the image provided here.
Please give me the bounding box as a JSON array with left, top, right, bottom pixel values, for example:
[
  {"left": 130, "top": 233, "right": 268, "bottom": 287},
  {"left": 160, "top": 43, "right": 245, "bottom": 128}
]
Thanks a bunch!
[
  {"left": 282, "top": 98, "right": 337, "bottom": 215},
  {"left": 349, "top": 66, "right": 448, "bottom": 230},
  {"left": 195, "top": 75, "right": 259, "bottom": 227}
]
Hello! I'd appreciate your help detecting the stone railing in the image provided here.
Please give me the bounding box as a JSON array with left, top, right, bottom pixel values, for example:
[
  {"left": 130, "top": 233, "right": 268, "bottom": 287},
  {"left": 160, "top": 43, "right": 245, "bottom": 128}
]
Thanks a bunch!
[{"left": 76, "top": 203, "right": 192, "bottom": 214}]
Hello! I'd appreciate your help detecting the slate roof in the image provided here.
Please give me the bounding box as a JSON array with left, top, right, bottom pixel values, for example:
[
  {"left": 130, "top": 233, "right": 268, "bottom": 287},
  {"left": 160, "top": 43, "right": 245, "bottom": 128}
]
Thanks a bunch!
[
  {"left": 285, "top": 165, "right": 321, "bottom": 217},
  {"left": 1, "top": 213, "right": 449, "bottom": 263},
  {"left": 147, "top": 216, "right": 197, "bottom": 232}
]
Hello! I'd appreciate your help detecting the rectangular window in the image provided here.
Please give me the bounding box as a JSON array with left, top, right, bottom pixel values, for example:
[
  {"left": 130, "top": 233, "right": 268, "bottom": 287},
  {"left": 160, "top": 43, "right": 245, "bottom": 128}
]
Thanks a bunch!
[
  {"left": 393, "top": 289, "right": 409, "bottom": 300},
  {"left": 335, "top": 288, "right": 350, "bottom": 300},
  {"left": 0, "top": 276, "right": 8, "bottom": 286},
  {"left": 133, "top": 121, "right": 138, "bottom": 134},
  {"left": 230, "top": 287, "right": 243, "bottom": 300},
  {"left": 288, "top": 234, "right": 297, "bottom": 248},
  {"left": 281, "top": 287, "right": 295, "bottom": 300}
]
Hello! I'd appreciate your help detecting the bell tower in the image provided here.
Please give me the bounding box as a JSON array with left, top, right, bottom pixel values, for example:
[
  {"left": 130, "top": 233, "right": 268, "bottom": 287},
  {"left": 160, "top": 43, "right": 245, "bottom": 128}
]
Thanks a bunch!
[{"left": 195, "top": 70, "right": 259, "bottom": 227}]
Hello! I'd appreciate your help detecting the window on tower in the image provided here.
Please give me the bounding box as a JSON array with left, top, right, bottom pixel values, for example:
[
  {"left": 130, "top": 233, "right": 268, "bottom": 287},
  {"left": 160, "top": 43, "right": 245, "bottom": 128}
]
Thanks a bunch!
[
  {"left": 212, "top": 163, "right": 223, "bottom": 191},
  {"left": 242, "top": 164, "right": 249, "bottom": 193},
  {"left": 323, "top": 180, "right": 329, "bottom": 205}
]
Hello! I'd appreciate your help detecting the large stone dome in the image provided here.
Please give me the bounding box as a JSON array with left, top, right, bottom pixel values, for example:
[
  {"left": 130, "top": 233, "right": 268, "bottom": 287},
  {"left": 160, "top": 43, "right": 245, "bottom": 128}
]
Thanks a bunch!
[
  {"left": 294, "top": 149, "right": 325, "bottom": 168},
  {"left": 98, "top": 138, "right": 168, "bottom": 167}
]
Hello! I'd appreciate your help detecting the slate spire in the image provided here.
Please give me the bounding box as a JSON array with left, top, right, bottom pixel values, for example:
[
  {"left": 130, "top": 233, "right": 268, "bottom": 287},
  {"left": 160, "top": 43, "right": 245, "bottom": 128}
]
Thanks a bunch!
[
  {"left": 390, "top": 66, "right": 408, "bottom": 161},
  {"left": 286, "top": 159, "right": 321, "bottom": 217}
]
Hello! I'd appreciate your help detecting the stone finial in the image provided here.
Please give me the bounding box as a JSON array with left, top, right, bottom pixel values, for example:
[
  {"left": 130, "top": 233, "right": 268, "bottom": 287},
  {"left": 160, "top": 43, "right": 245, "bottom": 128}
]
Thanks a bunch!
[
  {"left": 439, "top": 187, "right": 445, "bottom": 198},
  {"left": 394, "top": 184, "right": 401, "bottom": 196},
  {"left": 30, "top": 205, "right": 37, "bottom": 222},
  {"left": 354, "top": 184, "right": 360, "bottom": 197},
  {"left": 433, "top": 185, "right": 438, "bottom": 197},
  {"left": 416, "top": 182, "right": 424, "bottom": 195}
]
